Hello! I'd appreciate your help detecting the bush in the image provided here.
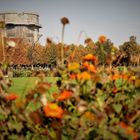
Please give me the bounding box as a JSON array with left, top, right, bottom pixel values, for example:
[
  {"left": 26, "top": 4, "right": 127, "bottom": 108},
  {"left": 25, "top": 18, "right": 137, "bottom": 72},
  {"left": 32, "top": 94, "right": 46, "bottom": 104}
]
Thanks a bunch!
[{"left": 13, "top": 70, "right": 32, "bottom": 77}]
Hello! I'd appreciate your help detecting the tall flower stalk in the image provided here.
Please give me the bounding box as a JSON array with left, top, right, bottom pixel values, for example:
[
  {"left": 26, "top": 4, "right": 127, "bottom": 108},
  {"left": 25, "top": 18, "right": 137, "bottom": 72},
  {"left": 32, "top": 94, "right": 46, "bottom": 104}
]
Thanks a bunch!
[{"left": 60, "top": 17, "right": 69, "bottom": 65}]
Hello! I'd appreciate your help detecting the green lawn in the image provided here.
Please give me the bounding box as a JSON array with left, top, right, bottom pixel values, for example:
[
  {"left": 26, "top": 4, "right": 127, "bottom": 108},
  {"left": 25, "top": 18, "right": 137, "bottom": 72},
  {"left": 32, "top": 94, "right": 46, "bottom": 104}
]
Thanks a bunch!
[{"left": 9, "top": 77, "right": 58, "bottom": 98}]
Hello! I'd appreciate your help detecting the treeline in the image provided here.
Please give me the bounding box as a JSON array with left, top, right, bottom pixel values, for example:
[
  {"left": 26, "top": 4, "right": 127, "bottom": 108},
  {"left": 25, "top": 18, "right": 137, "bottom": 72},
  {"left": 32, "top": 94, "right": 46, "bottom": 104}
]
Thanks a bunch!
[{"left": 3, "top": 35, "right": 140, "bottom": 67}]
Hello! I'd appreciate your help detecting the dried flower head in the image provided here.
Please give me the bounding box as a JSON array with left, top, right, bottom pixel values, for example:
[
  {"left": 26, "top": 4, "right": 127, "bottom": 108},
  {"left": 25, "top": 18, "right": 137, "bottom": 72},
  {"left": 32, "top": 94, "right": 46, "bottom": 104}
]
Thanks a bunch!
[
  {"left": 60, "top": 17, "right": 69, "bottom": 25},
  {"left": 46, "top": 38, "right": 52, "bottom": 44},
  {"left": 98, "top": 35, "right": 107, "bottom": 44},
  {"left": 84, "top": 38, "right": 92, "bottom": 44}
]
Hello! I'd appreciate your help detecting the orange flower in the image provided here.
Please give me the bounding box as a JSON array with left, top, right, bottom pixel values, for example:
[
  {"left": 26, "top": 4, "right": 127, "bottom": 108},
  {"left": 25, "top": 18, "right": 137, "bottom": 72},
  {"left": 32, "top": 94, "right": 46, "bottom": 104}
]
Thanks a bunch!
[
  {"left": 69, "top": 73, "right": 77, "bottom": 79},
  {"left": 83, "top": 54, "right": 96, "bottom": 62},
  {"left": 112, "top": 86, "right": 118, "bottom": 94},
  {"left": 119, "top": 122, "right": 138, "bottom": 140},
  {"left": 43, "top": 102, "right": 64, "bottom": 119},
  {"left": 111, "top": 74, "right": 120, "bottom": 80},
  {"left": 57, "top": 90, "right": 73, "bottom": 101},
  {"left": 111, "top": 74, "right": 128, "bottom": 81},
  {"left": 77, "top": 72, "right": 91, "bottom": 80},
  {"left": 121, "top": 74, "right": 128, "bottom": 79},
  {"left": 83, "top": 61, "right": 89, "bottom": 68},
  {"left": 83, "top": 62, "right": 96, "bottom": 73},
  {"left": 4, "top": 93, "right": 18, "bottom": 101},
  {"left": 98, "top": 35, "right": 107, "bottom": 44},
  {"left": 87, "top": 64, "right": 96, "bottom": 73}
]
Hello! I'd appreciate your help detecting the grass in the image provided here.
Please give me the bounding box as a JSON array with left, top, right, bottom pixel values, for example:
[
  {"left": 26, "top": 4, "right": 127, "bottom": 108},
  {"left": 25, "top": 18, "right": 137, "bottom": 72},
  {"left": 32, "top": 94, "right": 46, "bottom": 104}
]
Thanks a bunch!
[{"left": 9, "top": 77, "right": 58, "bottom": 99}]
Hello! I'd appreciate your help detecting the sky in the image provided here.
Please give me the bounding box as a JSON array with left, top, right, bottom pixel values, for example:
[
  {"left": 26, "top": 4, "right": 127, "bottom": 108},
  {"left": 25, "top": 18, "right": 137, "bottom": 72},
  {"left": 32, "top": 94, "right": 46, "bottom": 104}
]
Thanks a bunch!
[{"left": 0, "top": 0, "right": 140, "bottom": 46}]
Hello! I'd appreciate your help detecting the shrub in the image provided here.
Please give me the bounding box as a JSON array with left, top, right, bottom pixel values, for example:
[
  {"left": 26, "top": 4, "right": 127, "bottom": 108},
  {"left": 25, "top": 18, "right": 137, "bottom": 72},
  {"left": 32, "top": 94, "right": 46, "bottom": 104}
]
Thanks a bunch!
[{"left": 12, "top": 70, "right": 32, "bottom": 77}]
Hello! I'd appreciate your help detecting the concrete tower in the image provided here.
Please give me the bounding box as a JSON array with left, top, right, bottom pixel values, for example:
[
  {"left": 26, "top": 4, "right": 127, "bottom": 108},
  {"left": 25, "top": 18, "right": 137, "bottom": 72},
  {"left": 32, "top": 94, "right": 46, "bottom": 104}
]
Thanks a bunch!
[{"left": 0, "top": 12, "right": 42, "bottom": 43}]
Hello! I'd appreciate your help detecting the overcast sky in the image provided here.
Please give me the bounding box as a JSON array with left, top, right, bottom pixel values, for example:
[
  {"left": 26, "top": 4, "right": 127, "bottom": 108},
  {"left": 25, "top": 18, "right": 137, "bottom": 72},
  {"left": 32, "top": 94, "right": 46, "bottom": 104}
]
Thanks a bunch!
[{"left": 0, "top": 0, "right": 140, "bottom": 46}]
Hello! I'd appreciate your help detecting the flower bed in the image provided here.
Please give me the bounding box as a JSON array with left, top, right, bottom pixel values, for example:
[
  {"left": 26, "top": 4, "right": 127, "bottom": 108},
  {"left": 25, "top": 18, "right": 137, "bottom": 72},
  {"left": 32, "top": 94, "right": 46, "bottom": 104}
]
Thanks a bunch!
[{"left": 0, "top": 54, "right": 140, "bottom": 140}]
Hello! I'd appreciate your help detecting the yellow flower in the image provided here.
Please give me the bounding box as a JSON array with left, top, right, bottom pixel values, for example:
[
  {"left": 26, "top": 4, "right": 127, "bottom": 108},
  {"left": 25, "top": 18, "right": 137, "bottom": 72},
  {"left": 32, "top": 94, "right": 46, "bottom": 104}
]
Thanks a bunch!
[
  {"left": 68, "top": 62, "right": 80, "bottom": 71},
  {"left": 129, "top": 76, "right": 136, "bottom": 81}
]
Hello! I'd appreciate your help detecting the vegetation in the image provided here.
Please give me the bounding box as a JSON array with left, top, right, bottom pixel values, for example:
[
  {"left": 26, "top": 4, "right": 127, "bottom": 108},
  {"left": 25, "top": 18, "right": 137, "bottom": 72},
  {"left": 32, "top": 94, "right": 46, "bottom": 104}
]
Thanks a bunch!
[
  {"left": 1, "top": 17, "right": 140, "bottom": 139},
  {"left": 0, "top": 54, "right": 140, "bottom": 139}
]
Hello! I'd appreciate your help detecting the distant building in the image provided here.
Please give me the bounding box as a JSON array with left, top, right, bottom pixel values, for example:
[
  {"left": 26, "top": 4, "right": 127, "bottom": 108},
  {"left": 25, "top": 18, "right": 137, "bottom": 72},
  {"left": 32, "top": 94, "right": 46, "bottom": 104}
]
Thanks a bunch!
[{"left": 0, "top": 12, "right": 42, "bottom": 44}]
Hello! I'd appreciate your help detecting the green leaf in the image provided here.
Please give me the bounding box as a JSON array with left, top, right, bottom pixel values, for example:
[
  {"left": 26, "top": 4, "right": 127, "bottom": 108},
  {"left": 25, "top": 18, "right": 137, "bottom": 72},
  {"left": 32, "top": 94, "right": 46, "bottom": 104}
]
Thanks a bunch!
[
  {"left": 62, "top": 135, "right": 70, "bottom": 140},
  {"left": 49, "top": 129, "right": 57, "bottom": 140},
  {"left": 8, "top": 134, "right": 19, "bottom": 140},
  {"left": 115, "top": 79, "right": 123, "bottom": 88},
  {"left": 13, "top": 121, "right": 23, "bottom": 133},
  {"left": 0, "top": 114, "right": 5, "bottom": 121},
  {"left": 26, "top": 101, "right": 41, "bottom": 112},
  {"left": 112, "top": 104, "right": 122, "bottom": 113},
  {"left": 96, "top": 90, "right": 107, "bottom": 109},
  {"left": 26, "top": 131, "right": 33, "bottom": 140}
]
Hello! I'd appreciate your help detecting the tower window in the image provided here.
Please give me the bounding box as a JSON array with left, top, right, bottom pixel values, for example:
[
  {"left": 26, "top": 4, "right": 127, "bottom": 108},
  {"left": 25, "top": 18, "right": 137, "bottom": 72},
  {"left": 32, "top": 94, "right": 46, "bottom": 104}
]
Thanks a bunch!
[{"left": 7, "top": 32, "right": 15, "bottom": 37}]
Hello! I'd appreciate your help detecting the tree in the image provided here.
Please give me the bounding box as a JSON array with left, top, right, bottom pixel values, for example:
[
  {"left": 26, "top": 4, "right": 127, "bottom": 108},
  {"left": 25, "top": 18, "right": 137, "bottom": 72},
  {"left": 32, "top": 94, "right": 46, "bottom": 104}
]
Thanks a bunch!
[
  {"left": 44, "top": 42, "right": 58, "bottom": 68},
  {"left": 119, "top": 36, "right": 140, "bottom": 66}
]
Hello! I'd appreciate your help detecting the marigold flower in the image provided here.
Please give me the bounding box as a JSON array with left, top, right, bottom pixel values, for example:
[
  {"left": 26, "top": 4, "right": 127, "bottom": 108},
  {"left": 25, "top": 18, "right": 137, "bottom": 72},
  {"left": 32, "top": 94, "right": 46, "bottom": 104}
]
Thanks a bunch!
[
  {"left": 68, "top": 62, "right": 80, "bottom": 71},
  {"left": 83, "top": 61, "right": 89, "bottom": 68},
  {"left": 111, "top": 74, "right": 128, "bottom": 81},
  {"left": 77, "top": 72, "right": 91, "bottom": 80},
  {"left": 4, "top": 93, "right": 18, "bottom": 101},
  {"left": 83, "top": 54, "right": 96, "bottom": 62},
  {"left": 87, "top": 64, "right": 96, "bottom": 73},
  {"left": 57, "top": 90, "right": 73, "bottom": 101},
  {"left": 43, "top": 103, "right": 64, "bottom": 119},
  {"left": 69, "top": 73, "right": 77, "bottom": 79},
  {"left": 111, "top": 74, "right": 120, "bottom": 80},
  {"left": 98, "top": 35, "right": 107, "bottom": 44},
  {"left": 83, "top": 62, "right": 96, "bottom": 73}
]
